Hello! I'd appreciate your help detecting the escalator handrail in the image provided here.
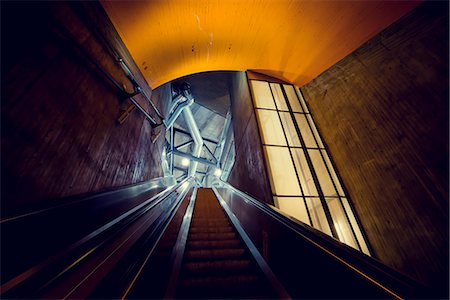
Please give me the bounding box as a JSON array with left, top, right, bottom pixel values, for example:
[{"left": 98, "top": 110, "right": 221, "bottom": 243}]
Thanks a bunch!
[
  {"left": 119, "top": 179, "right": 195, "bottom": 299},
  {"left": 1, "top": 176, "right": 176, "bottom": 223},
  {"left": 213, "top": 187, "right": 292, "bottom": 300},
  {"left": 164, "top": 187, "right": 198, "bottom": 299},
  {"left": 1, "top": 177, "right": 191, "bottom": 295},
  {"left": 212, "top": 179, "right": 428, "bottom": 299}
]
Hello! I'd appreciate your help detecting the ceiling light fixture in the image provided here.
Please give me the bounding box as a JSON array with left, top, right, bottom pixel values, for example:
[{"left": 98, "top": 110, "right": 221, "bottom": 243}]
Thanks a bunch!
[
  {"left": 214, "top": 168, "right": 222, "bottom": 177},
  {"left": 181, "top": 158, "right": 190, "bottom": 167}
]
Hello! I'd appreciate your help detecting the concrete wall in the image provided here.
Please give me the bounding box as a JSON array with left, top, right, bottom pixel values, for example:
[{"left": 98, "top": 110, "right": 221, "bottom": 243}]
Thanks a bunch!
[
  {"left": 1, "top": 2, "right": 169, "bottom": 216},
  {"left": 302, "top": 2, "right": 448, "bottom": 295},
  {"left": 228, "top": 72, "right": 273, "bottom": 205}
]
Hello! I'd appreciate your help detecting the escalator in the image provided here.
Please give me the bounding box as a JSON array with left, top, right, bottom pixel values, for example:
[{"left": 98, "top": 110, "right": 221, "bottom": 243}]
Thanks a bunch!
[
  {"left": 173, "top": 188, "right": 277, "bottom": 299},
  {"left": 1, "top": 177, "right": 430, "bottom": 299}
]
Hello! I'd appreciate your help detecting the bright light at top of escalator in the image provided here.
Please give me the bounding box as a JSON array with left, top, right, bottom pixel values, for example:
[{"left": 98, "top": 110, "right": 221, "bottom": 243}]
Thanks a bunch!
[
  {"left": 182, "top": 181, "right": 190, "bottom": 189},
  {"left": 181, "top": 158, "right": 190, "bottom": 167},
  {"left": 214, "top": 168, "right": 222, "bottom": 177}
]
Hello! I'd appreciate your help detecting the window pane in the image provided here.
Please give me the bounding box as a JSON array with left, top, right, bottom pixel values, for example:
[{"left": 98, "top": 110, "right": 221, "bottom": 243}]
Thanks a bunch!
[
  {"left": 283, "top": 84, "right": 303, "bottom": 112},
  {"left": 321, "top": 150, "right": 345, "bottom": 196},
  {"left": 270, "top": 83, "right": 288, "bottom": 111},
  {"left": 256, "top": 109, "right": 287, "bottom": 146},
  {"left": 291, "top": 148, "right": 318, "bottom": 196},
  {"left": 306, "top": 114, "right": 324, "bottom": 148},
  {"left": 279, "top": 112, "right": 301, "bottom": 147},
  {"left": 327, "top": 198, "right": 358, "bottom": 249},
  {"left": 264, "top": 146, "right": 301, "bottom": 195},
  {"left": 295, "top": 87, "right": 309, "bottom": 113},
  {"left": 305, "top": 197, "right": 332, "bottom": 236},
  {"left": 275, "top": 196, "right": 310, "bottom": 225},
  {"left": 342, "top": 198, "right": 371, "bottom": 255},
  {"left": 250, "top": 80, "right": 276, "bottom": 109},
  {"left": 308, "top": 149, "right": 337, "bottom": 196},
  {"left": 295, "top": 114, "right": 317, "bottom": 148}
]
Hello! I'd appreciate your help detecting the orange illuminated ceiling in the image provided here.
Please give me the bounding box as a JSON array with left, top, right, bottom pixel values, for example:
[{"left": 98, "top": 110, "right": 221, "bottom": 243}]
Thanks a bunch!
[{"left": 101, "top": 0, "right": 420, "bottom": 89}]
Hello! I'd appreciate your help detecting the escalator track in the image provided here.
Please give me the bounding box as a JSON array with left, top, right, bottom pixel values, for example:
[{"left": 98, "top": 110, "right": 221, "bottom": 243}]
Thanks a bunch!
[{"left": 173, "top": 188, "right": 278, "bottom": 299}]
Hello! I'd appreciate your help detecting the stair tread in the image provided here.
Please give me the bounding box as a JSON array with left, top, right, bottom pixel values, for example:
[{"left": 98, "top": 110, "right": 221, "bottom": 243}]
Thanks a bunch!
[
  {"left": 176, "top": 188, "right": 274, "bottom": 299},
  {"left": 187, "top": 239, "right": 242, "bottom": 250},
  {"left": 182, "top": 274, "right": 260, "bottom": 287},
  {"left": 189, "top": 232, "right": 236, "bottom": 241},
  {"left": 185, "top": 248, "right": 246, "bottom": 260},
  {"left": 184, "top": 259, "right": 253, "bottom": 273},
  {"left": 189, "top": 226, "right": 233, "bottom": 233}
]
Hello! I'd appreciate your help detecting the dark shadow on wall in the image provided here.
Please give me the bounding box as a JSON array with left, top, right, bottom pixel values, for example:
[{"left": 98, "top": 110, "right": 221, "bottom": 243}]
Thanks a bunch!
[{"left": 1, "top": 2, "right": 169, "bottom": 217}]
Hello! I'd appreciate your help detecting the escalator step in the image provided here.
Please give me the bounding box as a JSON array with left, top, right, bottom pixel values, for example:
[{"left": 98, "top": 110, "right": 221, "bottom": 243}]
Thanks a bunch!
[
  {"left": 190, "top": 220, "right": 230, "bottom": 226},
  {"left": 175, "top": 188, "right": 276, "bottom": 299},
  {"left": 189, "top": 226, "right": 233, "bottom": 233},
  {"left": 185, "top": 248, "right": 246, "bottom": 260},
  {"left": 181, "top": 274, "right": 260, "bottom": 288},
  {"left": 179, "top": 276, "right": 271, "bottom": 299},
  {"left": 189, "top": 232, "right": 236, "bottom": 241},
  {"left": 187, "top": 239, "right": 242, "bottom": 250},
  {"left": 183, "top": 259, "right": 253, "bottom": 273}
]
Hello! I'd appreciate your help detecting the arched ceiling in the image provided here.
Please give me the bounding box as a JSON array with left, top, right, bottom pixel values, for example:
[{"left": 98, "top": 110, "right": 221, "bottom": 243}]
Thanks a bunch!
[{"left": 101, "top": 0, "right": 420, "bottom": 89}]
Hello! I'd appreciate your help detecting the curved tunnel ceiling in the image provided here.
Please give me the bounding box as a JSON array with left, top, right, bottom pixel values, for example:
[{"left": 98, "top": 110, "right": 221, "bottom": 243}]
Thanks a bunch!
[{"left": 101, "top": 0, "right": 420, "bottom": 89}]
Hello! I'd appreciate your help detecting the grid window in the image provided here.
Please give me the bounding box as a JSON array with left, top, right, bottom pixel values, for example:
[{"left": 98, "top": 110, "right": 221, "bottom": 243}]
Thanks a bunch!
[
  {"left": 279, "top": 112, "right": 301, "bottom": 147},
  {"left": 249, "top": 77, "right": 371, "bottom": 256},
  {"left": 306, "top": 197, "right": 332, "bottom": 236},
  {"left": 275, "top": 196, "right": 310, "bottom": 226},
  {"left": 327, "top": 197, "right": 359, "bottom": 249},
  {"left": 283, "top": 84, "right": 303, "bottom": 112},
  {"left": 270, "top": 83, "right": 289, "bottom": 111},
  {"left": 291, "top": 148, "right": 318, "bottom": 196},
  {"left": 264, "top": 146, "right": 302, "bottom": 196},
  {"left": 308, "top": 149, "right": 337, "bottom": 197},
  {"left": 256, "top": 109, "right": 287, "bottom": 146},
  {"left": 295, "top": 114, "right": 318, "bottom": 148},
  {"left": 251, "top": 80, "right": 276, "bottom": 109}
]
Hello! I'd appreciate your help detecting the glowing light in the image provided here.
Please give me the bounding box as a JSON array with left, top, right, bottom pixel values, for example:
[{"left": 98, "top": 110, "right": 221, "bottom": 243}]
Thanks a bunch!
[
  {"left": 181, "top": 158, "right": 190, "bottom": 166},
  {"left": 214, "top": 168, "right": 222, "bottom": 177}
]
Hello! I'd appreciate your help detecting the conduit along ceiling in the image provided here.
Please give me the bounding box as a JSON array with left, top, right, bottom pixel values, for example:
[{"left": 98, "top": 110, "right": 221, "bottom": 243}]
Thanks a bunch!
[
  {"left": 101, "top": 0, "right": 420, "bottom": 88},
  {"left": 162, "top": 71, "right": 235, "bottom": 185}
]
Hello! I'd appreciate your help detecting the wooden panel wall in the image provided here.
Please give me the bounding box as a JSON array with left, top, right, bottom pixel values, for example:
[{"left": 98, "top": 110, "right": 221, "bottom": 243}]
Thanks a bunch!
[
  {"left": 1, "top": 2, "right": 169, "bottom": 216},
  {"left": 228, "top": 72, "right": 273, "bottom": 205},
  {"left": 302, "top": 2, "right": 448, "bottom": 295}
]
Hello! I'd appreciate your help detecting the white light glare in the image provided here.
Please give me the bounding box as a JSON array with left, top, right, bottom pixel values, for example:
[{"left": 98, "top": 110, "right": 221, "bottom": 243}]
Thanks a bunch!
[
  {"left": 181, "top": 158, "right": 190, "bottom": 167},
  {"left": 182, "top": 181, "right": 190, "bottom": 189},
  {"left": 214, "top": 168, "right": 222, "bottom": 177}
]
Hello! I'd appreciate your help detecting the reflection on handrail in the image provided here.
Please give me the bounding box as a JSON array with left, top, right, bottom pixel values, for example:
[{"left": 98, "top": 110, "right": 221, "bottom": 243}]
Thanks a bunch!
[
  {"left": 1, "top": 176, "right": 176, "bottom": 223},
  {"left": 212, "top": 179, "right": 426, "bottom": 299},
  {"left": 164, "top": 188, "right": 198, "bottom": 299},
  {"left": 120, "top": 178, "right": 194, "bottom": 299},
  {"left": 1, "top": 177, "right": 191, "bottom": 296},
  {"left": 212, "top": 187, "right": 291, "bottom": 300}
]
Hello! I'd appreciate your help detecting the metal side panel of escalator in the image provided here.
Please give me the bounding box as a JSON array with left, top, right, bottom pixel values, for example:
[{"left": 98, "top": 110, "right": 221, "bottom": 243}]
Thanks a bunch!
[{"left": 1, "top": 177, "right": 432, "bottom": 299}]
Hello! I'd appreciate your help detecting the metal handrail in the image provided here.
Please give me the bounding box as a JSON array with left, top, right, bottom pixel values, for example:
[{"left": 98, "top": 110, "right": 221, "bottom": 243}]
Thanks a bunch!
[
  {"left": 0, "top": 176, "right": 175, "bottom": 223},
  {"left": 164, "top": 188, "right": 198, "bottom": 299},
  {"left": 212, "top": 187, "right": 292, "bottom": 299},
  {"left": 72, "top": 2, "right": 164, "bottom": 122},
  {"left": 1, "top": 177, "right": 191, "bottom": 296},
  {"left": 211, "top": 179, "right": 428, "bottom": 299},
  {"left": 120, "top": 178, "right": 195, "bottom": 299},
  {"left": 49, "top": 14, "right": 160, "bottom": 126}
]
